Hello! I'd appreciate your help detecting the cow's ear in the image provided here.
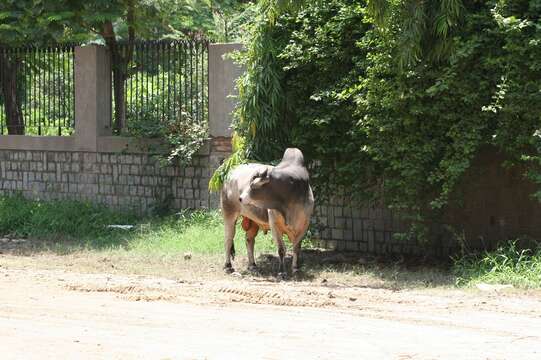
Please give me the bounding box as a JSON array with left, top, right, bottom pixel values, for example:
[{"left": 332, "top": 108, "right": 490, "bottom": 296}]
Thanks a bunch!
[{"left": 251, "top": 169, "right": 270, "bottom": 188}]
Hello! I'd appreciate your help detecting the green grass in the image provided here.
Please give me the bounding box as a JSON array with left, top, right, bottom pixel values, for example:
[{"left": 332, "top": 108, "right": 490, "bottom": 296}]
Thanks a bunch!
[
  {"left": 453, "top": 241, "right": 541, "bottom": 289},
  {"left": 0, "top": 194, "right": 136, "bottom": 239},
  {"left": 3, "top": 194, "right": 541, "bottom": 289},
  {"left": 126, "top": 210, "right": 277, "bottom": 255},
  {"left": 0, "top": 194, "right": 277, "bottom": 256}
]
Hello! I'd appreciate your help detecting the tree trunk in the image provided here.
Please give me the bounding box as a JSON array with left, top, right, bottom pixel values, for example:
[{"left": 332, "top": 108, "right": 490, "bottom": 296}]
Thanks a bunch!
[
  {"left": 0, "top": 53, "right": 24, "bottom": 135},
  {"left": 102, "top": 3, "right": 135, "bottom": 134},
  {"left": 112, "top": 65, "right": 127, "bottom": 133}
]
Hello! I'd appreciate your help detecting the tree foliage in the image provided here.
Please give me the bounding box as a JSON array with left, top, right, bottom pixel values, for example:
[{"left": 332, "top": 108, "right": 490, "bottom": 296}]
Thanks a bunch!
[
  {"left": 213, "top": 0, "right": 541, "bottom": 239},
  {"left": 0, "top": 0, "right": 73, "bottom": 45},
  {"left": 0, "top": 0, "right": 249, "bottom": 134},
  {"left": 367, "top": 0, "right": 464, "bottom": 67},
  {"left": 0, "top": 0, "right": 75, "bottom": 134},
  {"left": 152, "top": 0, "right": 253, "bottom": 42}
]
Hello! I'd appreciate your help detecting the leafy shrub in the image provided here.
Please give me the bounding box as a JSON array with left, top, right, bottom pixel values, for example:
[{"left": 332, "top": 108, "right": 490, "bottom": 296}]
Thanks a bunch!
[
  {"left": 126, "top": 73, "right": 208, "bottom": 166},
  {"left": 215, "top": 0, "right": 541, "bottom": 238},
  {"left": 453, "top": 240, "right": 541, "bottom": 288}
]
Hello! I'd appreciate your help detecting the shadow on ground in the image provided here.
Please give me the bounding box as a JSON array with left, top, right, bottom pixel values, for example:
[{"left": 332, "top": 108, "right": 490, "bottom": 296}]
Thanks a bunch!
[
  {"left": 0, "top": 236, "right": 457, "bottom": 289},
  {"left": 236, "top": 249, "right": 456, "bottom": 288},
  {"left": 0, "top": 233, "right": 131, "bottom": 255}
]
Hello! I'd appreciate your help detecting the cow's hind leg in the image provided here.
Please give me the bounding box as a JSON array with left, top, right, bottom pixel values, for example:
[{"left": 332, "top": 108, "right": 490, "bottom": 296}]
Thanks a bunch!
[
  {"left": 291, "top": 221, "right": 310, "bottom": 276},
  {"left": 223, "top": 214, "right": 237, "bottom": 273},
  {"left": 245, "top": 220, "right": 259, "bottom": 272},
  {"left": 292, "top": 238, "right": 302, "bottom": 275}
]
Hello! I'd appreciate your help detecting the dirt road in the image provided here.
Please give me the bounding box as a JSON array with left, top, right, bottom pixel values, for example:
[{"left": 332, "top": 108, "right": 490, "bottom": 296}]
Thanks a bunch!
[{"left": 1, "top": 267, "right": 540, "bottom": 359}]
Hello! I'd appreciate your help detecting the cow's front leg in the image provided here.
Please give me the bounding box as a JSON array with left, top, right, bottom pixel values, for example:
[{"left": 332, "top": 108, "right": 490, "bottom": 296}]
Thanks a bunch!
[
  {"left": 269, "top": 210, "right": 287, "bottom": 278},
  {"left": 223, "top": 214, "right": 237, "bottom": 273}
]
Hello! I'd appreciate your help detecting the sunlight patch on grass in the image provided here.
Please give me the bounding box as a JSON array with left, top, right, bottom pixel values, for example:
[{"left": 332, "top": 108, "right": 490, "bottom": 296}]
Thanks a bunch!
[
  {"left": 125, "top": 211, "right": 277, "bottom": 256},
  {"left": 453, "top": 241, "right": 541, "bottom": 289},
  {"left": 0, "top": 194, "right": 279, "bottom": 257}
]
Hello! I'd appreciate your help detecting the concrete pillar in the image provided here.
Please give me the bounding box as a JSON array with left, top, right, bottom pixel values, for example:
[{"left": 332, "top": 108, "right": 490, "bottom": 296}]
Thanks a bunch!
[
  {"left": 74, "top": 45, "right": 112, "bottom": 151},
  {"left": 208, "top": 43, "right": 244, "bottom": 138}
]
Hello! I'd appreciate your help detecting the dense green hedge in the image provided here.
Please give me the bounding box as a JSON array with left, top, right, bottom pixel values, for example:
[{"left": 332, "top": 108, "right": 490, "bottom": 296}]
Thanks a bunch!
[{"left": 213, "top": 0, "right": 541, "bottom": 237}]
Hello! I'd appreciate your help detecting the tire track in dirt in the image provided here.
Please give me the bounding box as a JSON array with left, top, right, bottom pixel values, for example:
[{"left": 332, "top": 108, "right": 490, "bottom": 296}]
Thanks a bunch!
[
  {"left": 214, "top": 285, "right": 337, "bottom": 307},
  {"left": 58, "top": 271, "right": 541, "bottom": 343},
  {"left": 4, "top": 266, "right": 541, "bottom": 356}
]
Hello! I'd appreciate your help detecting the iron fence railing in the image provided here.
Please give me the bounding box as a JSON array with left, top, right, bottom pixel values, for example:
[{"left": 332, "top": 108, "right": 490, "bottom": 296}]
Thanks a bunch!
[
  {"left": 0, "top": 40, "right": 208, "bottom": 137},
  {"left": 0, "top": 44, "right": 76, "bottom": 136},
  {"left": 111, "top": 39, "right": 209, "bottom": 135}
]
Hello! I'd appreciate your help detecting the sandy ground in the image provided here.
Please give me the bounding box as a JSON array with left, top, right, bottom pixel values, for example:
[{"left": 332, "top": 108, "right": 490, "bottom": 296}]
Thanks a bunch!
[{"left": 1, "top": 265, "right": 541, "bottom": 360}]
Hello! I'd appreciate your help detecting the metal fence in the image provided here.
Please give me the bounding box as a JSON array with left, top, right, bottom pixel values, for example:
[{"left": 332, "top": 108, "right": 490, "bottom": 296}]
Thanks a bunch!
[
  {"left": 0, "top": 44, "right": 76, "bottom": 136},
  {"left": 112, "top": 39, "right": 209, "bottom": 134}
]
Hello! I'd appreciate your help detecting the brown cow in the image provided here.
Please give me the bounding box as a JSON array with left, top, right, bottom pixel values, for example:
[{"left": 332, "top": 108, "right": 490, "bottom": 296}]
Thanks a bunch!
[{"left": 220, "top": 148, "right": 314, "bottom": 277}]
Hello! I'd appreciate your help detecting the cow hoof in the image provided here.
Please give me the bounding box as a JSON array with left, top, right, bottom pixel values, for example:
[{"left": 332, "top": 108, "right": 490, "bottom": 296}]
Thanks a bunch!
[
  {"left": 292, "top": 268, "right": 302, "bottom": 277},
  {"left": 224, "top": 265, "right": 235, "bottom": 274},
  {"left": 277, "top": 272, "right": 288, "bottom": 281},
  {"left": 247, "top": 265, "right": 259, "bottom": 274}
]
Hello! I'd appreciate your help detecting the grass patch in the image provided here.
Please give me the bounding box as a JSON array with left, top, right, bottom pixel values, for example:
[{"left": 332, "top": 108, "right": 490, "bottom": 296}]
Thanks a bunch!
[
  {"left": 0, "top": 194, "right": 277, "bottom": 256},
  {"left": 126, "top": 210, "right": 277, "bottom": 256},
  {"left": 4, "top": 195, "right": 539, "bottom": 290},
  {"left": 453, "top": 241, "right": 541, "bottom": 289},
  {"left": 0, "top": 194, "right": 136, "bottom": 239}
]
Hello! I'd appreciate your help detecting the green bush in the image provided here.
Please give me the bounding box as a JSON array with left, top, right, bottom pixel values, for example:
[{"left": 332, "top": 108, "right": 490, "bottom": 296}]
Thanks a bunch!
[
  {"left": 219, "top": 0, "right": 541, "bottom": 238},
  {"left": 453, "top": 241, "right": 541, "bottom": 288},
  {"left": 125, "top": 72, "right": 208, "bottom": 166}
]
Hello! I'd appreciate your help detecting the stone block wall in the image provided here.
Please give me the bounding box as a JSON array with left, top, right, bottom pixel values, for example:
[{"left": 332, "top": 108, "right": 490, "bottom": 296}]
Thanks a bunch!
[
  {"left": 0, "top": 138, "right": 230, "bottom": 214},
  {"left": 311, "top": 147, "right": 541, "bottom": 257},
  {"left": 2, "top": 140, "right": 538, "bottom": 258},
  {"left": 312, "top": 198, "right": 431, "bottom": 257},
  {"left": 312, "top": 202, "right": 457, "bottom": 258}
]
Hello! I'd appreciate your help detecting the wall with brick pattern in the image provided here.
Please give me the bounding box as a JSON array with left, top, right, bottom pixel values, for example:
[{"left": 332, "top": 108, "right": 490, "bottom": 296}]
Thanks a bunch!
[
  {"left": 310, "top": 147, "right": 541, "bottom": 257},
  {"left": 0, "top": 139, "right": 435, "bottom": 256},
  {"left": 0, "top": 138, "right": 230, "bottom": 214},
  {"left": 2, "top": 141, "right": 539, "bottom": 257}
]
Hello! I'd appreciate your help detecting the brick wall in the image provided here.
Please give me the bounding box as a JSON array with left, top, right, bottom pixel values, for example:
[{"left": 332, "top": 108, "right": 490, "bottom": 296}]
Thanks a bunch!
[
  {"left": 312, "top": 201, "right": 460, "bottom": 258},
  {"left": 0, "top": 138, "right": 230, "bottom": 214},
  {"left": 312, "top": 147, "right": 541, "bottom": 257},
  {"left": 312, "top": 198, "right": 429, "bottom": 257},
  {"left": 0, "top": 139, "right": 430, "bottom": 256},
  {"left": 2, "top": 142, "right": 539, "bottom": 257},
  {"left": 443, "top": 147, "right": 541, "bottom": 251}
]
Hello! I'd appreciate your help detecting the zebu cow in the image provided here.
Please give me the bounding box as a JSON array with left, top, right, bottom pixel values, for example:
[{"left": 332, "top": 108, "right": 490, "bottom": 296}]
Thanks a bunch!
[{"left": 220, "top": 148, "right": 314, "bottom": 276}]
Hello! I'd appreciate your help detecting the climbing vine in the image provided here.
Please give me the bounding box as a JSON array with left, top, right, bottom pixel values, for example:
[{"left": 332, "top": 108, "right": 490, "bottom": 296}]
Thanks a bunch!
[{"left": 211, "top": 0, "right": 541, "bottom": 238}]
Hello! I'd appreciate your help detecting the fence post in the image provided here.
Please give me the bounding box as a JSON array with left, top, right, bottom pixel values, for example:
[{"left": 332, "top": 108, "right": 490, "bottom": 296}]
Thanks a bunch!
[
  {"left": 208, "top": 43, "right": 244, "bottom": 138},
  {"left": 206, "top": 43, "right": 244, "bottom": 208},
  {"left": 74, "top": 45, "right": 112, "bottom": 151}
]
